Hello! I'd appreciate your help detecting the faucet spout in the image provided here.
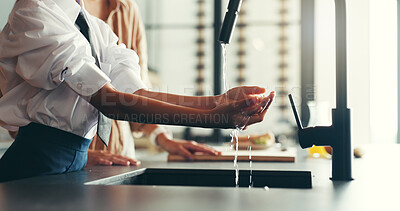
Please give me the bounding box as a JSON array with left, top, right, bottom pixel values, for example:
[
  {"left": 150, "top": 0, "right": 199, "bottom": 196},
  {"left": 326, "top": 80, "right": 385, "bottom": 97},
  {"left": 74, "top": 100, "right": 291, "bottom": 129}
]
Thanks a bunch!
[
  {"left": 218, "top": 0, "right": 243, "bottom": 44},
  {"left": 298, "top": 126, "right": 335, "bottom": 148}
]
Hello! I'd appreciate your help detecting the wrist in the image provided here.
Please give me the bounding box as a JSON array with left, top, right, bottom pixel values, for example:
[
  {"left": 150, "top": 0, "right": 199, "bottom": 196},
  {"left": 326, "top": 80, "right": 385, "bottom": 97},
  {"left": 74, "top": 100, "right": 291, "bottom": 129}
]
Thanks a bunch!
[
  {"left": 212, "top": 95, "right": 223, "bottom": 107},
  {"left": 205, "top": 109, "right": 227, "bottom": 129},
  {"left": 155, "top": 132, "right": 172, "bottom": 146},
  {"left": 149, "top": 126, "right": 172, "bottom": 146}
]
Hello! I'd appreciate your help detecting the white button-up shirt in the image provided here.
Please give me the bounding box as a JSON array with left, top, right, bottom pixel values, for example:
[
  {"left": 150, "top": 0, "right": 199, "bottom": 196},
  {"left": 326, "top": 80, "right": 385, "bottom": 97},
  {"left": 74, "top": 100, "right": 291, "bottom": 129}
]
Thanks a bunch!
[{"left": 0, "top": 0, "right": 147, "bottom": 138}]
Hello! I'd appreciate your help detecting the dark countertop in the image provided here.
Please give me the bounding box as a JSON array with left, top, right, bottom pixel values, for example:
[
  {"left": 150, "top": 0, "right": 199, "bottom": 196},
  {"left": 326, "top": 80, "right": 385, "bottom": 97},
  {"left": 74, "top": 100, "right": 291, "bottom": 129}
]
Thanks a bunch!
[{"left": 0, "top": 144, "right": 398, "bottom": 211}]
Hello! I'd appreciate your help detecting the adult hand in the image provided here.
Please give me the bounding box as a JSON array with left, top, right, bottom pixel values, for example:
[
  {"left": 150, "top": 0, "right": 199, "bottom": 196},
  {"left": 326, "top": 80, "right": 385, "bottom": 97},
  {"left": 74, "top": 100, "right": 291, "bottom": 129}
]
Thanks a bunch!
[
  {"left": 216, "top": 86, "right": 266, "bottom": 106},
  {"left": 211, "top": 91, "right": 275, "bottom": 129},
  {"left": 242, "top": 91, "right": 275, "bottom": 129},
  {"left": 156, "top": 133, "right": 221, "bottom": 160},
  {"left": 86, "top": 150, "right": 141, "bottom": 166}
]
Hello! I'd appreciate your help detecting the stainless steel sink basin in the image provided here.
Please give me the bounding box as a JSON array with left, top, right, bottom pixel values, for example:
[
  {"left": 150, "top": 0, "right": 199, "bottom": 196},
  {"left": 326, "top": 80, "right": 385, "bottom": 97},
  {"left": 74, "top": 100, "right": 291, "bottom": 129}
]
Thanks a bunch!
[{"left": 87, "top": 168, "right": 312, "bottom": 189}]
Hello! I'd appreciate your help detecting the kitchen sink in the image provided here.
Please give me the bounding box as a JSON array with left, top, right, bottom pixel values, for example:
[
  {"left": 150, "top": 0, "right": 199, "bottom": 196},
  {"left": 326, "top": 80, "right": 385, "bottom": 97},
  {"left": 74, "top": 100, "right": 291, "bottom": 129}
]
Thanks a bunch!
[{"left": 87, "top": 168, "right": 312, "bottom": 189}]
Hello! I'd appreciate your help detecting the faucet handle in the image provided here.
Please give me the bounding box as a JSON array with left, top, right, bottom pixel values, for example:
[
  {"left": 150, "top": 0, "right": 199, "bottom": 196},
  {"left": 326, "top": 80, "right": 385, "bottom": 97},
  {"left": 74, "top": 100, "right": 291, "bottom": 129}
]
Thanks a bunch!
[{"left": 288, "top": 94, "right": 303, "bottom": 130}]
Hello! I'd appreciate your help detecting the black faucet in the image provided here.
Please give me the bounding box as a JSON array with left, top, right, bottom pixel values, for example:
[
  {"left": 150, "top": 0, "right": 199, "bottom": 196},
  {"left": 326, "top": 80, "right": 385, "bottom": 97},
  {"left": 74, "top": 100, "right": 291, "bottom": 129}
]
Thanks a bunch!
[
  {"left": 219, "top": 0, "right": 353, "bottom": 180},
  {"left": 289, "top": 0, "right": 353, "bottom": 181},
  {"left": 218, "top": 0, "right": 243, "bottom": 44}
]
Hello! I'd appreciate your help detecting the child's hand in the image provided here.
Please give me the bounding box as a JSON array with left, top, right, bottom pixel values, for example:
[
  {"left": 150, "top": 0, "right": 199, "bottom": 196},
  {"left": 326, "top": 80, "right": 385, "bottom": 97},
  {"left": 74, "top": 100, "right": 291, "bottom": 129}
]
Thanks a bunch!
[
  {"left": 156, "top": 133, "right": 221, "bottom": 160},
  {"left": 86, "top": 150, "right": 141, "bottom": 166}
]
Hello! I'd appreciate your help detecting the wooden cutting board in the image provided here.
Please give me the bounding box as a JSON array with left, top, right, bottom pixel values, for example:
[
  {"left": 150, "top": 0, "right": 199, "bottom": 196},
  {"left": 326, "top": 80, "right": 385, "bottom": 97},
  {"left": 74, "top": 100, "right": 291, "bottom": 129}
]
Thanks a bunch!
[{"left": 168, "top": 146, "right": 296, "bottom": 162}]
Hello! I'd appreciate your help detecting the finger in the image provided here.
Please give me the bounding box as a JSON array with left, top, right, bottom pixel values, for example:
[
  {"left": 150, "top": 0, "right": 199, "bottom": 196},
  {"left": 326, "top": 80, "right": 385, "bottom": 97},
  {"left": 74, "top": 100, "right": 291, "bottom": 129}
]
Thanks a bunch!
[
  {"left": 232, "top": 97, "right": 257, "bottom": 110},
  {"left": 264, "top": 93, "right": 275, "bottom": 110},
  {"left": 114, "top": 155, "right": 140, "bottom": 166},
  {"left": 184, "top": 141, "right": 221, "bottom": 156},
  {"left": 110, "top": 154, "right": 141, "bottom": 166},
  {"left": 116, "top": 156, "right": 141, "bottom": 166},
  {"left": 229, "top": 87, "right": 266, "bottom": 102},
  {"left": 204, "top": 145, "right": 222, "bottom": 155},
  {"left": 110, "top": 157, "right": 131, "bottom": 166},
  {"left": 177, "top": 146, "right": 194, "bottom": 160},
  {"left": 242, "top": 104, "right": 263, "bottom": 116},
  {"left": 200, "top": 144, "right": 222, "bottom": 155},
  {"left": 253, "top": 99, "right": 272, "bottom": 121},
  {"left": 240, "top": 86, "right": 266, "bottom": 95},
  {"left": 265, "top": 98, "right": 273, "bottom": 110},
  {"left": 257, "top": 108, "right": 268, "bottom": 121},
  {"left": 267, "top": 91, "right": 275, "bottom": 101},
  {"left": 257, "top": 97, "right": 272, "bottom": 113},
  {"left": 130, "top": 160, "right": 141, "bottom": 166},
  {"left": 97, "top": 158, "right": 113, "bottom": 166},
  {"left": 257, "top": 92, "right": 275, "bottom": 114},
  {"left": 127, "top": 158, "right": 141, "bottom": 166}
]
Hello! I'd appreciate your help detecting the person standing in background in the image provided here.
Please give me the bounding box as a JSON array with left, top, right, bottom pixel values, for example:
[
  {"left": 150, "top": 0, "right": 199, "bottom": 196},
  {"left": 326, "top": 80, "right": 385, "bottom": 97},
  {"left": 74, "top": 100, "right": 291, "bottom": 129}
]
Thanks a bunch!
[{"left": 84, "top": 0, "right": 223, "bottom": 166}]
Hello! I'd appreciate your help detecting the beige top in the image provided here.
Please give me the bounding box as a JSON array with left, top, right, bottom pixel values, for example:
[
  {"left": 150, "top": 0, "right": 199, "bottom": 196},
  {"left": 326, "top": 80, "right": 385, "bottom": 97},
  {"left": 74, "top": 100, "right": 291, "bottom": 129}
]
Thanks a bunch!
[
  {"left": 107, "top": 0, "right": 151, "bottom": 87},
  {"left": 87, "top": 0, "right": 150, "bottom": 157}
]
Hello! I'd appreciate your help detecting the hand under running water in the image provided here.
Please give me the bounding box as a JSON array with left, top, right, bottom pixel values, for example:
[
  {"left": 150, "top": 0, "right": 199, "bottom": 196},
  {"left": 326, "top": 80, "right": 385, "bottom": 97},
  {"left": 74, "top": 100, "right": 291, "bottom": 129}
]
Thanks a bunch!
[
  {"left": 216, "top": 86, "right": 267, "bottom": 106},
  {"left": 238, "top": 91, "right": 275, "bottom": 129},
  {"left": 212, "top": 87, "right": 275, "bottom": 129}
]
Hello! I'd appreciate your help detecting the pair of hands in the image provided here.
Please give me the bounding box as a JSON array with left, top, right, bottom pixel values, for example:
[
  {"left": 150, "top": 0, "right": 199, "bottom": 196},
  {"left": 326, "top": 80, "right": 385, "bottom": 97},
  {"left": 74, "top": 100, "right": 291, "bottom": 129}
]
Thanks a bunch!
[
  {"left": 212, "top": 86, "right": 275, "bottom": 129},
  {"left": 86, "top": 133, "right": 220, "bottom": 166},
  {"left": 156, "top": 86, "right": 273, "bottom": 160},
  {"left": 86, "top": 86, "right": 274, "bottom": 166}
]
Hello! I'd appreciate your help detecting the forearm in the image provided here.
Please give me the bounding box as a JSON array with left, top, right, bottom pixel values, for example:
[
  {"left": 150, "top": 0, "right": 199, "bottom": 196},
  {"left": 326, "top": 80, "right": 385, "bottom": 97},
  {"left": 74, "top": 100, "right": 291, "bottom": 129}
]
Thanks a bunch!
[
  {"left": 90, "top": 84, "right": 227, "bottom": 128},
  {"left": 109, "top": 94, "right": 223, "bottom": 128},
  {"left": 134, "top": 89, "right": 218, "bottom": 110}
]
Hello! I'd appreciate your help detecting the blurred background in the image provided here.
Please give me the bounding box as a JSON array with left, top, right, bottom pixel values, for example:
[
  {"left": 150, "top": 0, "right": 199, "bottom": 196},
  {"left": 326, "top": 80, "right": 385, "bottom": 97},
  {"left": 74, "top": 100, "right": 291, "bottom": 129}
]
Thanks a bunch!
[{"left": 0, "top": 0, "right": 398, "bottom": 148}]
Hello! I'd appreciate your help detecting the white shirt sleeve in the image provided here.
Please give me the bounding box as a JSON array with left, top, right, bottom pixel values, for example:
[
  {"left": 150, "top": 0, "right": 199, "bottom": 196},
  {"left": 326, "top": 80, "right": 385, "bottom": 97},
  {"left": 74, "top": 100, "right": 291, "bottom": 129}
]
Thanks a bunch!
[
  {"left": 94, "top": 19, "right": 148, "bottom": 94},
  {"left": 3, "top": 1, "right": 110, "bottom": 97}
]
